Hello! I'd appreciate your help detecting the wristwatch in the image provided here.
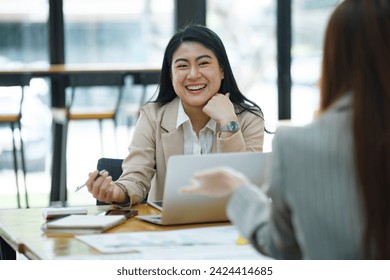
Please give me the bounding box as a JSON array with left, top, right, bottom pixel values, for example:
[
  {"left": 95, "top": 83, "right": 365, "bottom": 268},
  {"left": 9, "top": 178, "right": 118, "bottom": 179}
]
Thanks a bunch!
[{"left": 219, "top": 121, "right": 240, "bottom": 133}]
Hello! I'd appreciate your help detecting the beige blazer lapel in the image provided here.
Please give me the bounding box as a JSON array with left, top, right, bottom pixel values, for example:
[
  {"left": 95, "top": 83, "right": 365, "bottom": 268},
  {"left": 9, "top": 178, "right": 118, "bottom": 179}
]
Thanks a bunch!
[{"left": 160, "top": 98, "right": 184, "bottom": 163}]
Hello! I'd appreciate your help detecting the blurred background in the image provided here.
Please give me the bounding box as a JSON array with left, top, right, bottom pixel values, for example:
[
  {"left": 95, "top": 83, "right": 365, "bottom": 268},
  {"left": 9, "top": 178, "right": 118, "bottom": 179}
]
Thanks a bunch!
[{"left": 0, "top": 0, "right": 338, "bottom": 208}]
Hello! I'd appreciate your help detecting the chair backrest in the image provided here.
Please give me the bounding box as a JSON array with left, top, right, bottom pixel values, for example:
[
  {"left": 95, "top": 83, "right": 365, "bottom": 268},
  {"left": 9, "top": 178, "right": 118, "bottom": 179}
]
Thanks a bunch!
[
  {"left": 97, "top": 157, "right": 123, "bottom": 181},
  {"left": 0, "top": 75, "right": 30, "bottom": 121},
  {"left": 96, "top": 157, "right": 148, "bottom": 205},
  {"left": 0, "top": 75, "right": 31, "bottom": 87},
  {"left": 123, "top": 71, "right": 160, "bottom": 128},
  {"left": 66, "top": 73, "right": 125, "bottom": 115},
  {"left": 132, "top": 71, "right": 160, "bottom": 106},
  {"left": 96, "top": 157, "right": 123, "bottom": 205}
]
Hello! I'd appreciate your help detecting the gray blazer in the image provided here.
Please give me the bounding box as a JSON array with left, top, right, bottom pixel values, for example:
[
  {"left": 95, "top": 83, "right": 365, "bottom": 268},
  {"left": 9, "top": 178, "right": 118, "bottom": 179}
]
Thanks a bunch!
[{"left": 228, "top": 94, "right": 365, "bottom": 259}]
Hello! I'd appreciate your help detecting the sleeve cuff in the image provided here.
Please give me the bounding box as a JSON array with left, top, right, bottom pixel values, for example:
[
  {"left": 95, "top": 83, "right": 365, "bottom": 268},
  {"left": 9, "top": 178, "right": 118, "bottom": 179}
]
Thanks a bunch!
[
  {"left": 111, "top": 183, "right": 132, "bottom": 208},
  {"left": 227, "top": 185, "right": 270, "bottom": 240}
]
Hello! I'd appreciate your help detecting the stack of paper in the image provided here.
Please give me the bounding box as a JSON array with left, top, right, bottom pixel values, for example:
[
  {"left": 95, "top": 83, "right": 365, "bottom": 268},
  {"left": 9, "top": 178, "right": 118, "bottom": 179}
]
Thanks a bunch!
[
  {"left": 41, "top": 207, "right": 88, "bottom": 219},
  {"left": 41, "top": 214, "right": 126, "bottom": 235}
]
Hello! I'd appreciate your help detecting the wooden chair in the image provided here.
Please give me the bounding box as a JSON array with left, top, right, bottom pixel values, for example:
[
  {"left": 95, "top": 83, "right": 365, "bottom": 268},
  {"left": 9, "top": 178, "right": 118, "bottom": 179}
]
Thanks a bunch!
[
  {"left": 64, "top": 73, "right": 126, "bottom": 156},
  {"left": 0, "top": 75, "right": 31, "bottom": 208},
  {"left": 124, "top": 71, "right": 160, "bottom": 129}
]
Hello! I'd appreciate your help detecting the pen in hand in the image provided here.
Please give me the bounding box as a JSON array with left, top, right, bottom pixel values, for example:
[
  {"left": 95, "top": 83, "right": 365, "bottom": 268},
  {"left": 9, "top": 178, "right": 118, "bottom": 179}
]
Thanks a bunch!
[{"left": 74, "top": 169, "right": 107, "bottom": 192}]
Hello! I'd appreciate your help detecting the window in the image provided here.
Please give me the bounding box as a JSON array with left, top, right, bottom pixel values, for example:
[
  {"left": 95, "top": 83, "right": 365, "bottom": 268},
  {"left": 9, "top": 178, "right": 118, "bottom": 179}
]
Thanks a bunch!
[
  {"left": 207, "top": 0, "right": 277, "bottom": 151},
  {"left": 291, "top": 0, "right": 338, "bottom": 124},
  {"left": 0, "top": 0, "right": 51, "bottom": 172},
  {"left": 0, "top": 0, "right": 48, "bottom": 65},
  {"left": 0, "top": 0, "right": 51, "bottom": 208},
  {"left": 63, "top": 0, "right": 174, "bottom": 64}
]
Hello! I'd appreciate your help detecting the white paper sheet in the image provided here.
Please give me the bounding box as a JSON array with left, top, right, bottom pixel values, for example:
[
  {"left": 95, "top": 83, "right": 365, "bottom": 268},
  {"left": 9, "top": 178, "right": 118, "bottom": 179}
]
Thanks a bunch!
[
  {"left": 55, "top": 244, "right": 270, "bottom": 260},
  {"left": 73, "top": 225, "right": 271, "bottom": 259}
]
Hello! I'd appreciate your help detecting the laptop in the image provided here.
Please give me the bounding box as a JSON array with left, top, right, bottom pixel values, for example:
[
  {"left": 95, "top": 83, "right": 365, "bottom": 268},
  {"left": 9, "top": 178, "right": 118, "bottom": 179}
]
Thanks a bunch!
[
  {"left": 147, "top": 200, "right": 163, "bottom": 211},
  {"left": 137, "top": 152, "right": 271, "bottom": 225}
]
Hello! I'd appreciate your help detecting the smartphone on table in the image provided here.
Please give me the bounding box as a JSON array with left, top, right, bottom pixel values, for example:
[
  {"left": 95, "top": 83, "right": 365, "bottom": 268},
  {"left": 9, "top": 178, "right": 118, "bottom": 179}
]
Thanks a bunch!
[{"left": 104, "top": 208, "right": 138, "bottom": 219}]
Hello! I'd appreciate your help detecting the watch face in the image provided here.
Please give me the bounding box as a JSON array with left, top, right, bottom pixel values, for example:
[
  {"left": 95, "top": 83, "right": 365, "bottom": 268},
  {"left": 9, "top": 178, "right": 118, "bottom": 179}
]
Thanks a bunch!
[{"left": 227, "top": 121, "right": 240, "bottom": 132}]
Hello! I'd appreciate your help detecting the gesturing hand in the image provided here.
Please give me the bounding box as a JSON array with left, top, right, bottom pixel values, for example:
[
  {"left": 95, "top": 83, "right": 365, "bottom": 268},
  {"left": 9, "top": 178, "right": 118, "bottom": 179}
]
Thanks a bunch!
[{"left": 179, "top": 166, "right": 250, "bottom": 198}]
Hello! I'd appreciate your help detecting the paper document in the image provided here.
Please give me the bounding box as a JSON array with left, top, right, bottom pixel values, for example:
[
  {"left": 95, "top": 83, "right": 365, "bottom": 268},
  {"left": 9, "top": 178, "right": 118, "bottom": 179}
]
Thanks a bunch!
[
  {"left": 74, "top": 225, "right": 271, "bottom": 259},
  {"left": 55, "top": 244, "right": 270, "bottom": 260},
  {"left": 76, "top": 225, "right": 237, "bottom": 253}
]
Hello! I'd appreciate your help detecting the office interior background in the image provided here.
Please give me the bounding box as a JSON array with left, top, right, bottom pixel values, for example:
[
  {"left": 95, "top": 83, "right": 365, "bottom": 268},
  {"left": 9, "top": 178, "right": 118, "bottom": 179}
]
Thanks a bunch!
[{"left": 0, "top": 0, "right": 338, "bottom": 208}]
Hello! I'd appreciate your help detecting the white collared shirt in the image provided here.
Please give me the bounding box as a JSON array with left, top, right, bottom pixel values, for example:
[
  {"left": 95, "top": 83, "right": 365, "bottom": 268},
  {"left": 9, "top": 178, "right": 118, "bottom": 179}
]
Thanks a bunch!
[{"left": 176, "top": 99, "right": 216, "bottom": 155}]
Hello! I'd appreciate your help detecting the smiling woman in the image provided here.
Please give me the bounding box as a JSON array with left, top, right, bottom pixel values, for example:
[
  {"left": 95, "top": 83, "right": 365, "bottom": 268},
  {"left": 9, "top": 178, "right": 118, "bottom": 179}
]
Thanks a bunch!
[
  {"left": 171, "top": 41, "right": 227, "bottom": 133},
  {"left": 83, "top": 24, "right": 267, "bottom": 208}
]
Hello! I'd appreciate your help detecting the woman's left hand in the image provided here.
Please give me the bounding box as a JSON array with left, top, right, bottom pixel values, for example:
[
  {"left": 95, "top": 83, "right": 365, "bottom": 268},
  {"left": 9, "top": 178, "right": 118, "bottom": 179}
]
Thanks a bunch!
[{"left": 202, "top": 93, "right": 237, "bottom": 124}]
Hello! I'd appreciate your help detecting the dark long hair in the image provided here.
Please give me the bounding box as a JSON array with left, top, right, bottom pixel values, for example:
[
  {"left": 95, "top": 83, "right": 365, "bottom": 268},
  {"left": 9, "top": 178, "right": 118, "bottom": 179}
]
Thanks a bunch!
[
  {"left": 320, "top": 0, "right": 390, "bottom": 259},
  {"left": 153, "top": 24, "right": 264, "bottom": 119}
]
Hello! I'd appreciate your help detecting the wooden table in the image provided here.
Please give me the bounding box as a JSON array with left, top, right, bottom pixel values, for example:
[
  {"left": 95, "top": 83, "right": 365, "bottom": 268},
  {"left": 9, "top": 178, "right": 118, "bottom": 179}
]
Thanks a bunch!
[
  {"left": 0, "top": 64, "right": 160, "bottom": 206},
  {"left": 0, "top": 63, "right": 160, "bottom": 76},
  {"left": 0, "top": 204, "right": 229, "bottom": 260}
]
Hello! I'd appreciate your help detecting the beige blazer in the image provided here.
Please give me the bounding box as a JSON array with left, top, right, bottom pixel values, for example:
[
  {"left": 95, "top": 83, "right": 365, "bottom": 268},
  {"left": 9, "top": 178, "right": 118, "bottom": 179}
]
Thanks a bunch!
[{"left": 116, "top": 97, "right": 264, "bottom": 203}]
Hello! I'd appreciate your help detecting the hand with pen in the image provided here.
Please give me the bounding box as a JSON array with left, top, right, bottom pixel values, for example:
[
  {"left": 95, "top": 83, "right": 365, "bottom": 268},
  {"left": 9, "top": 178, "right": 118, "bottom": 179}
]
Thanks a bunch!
[{"left": 79, "top": 169, "right": 130, "bottom": 205}]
